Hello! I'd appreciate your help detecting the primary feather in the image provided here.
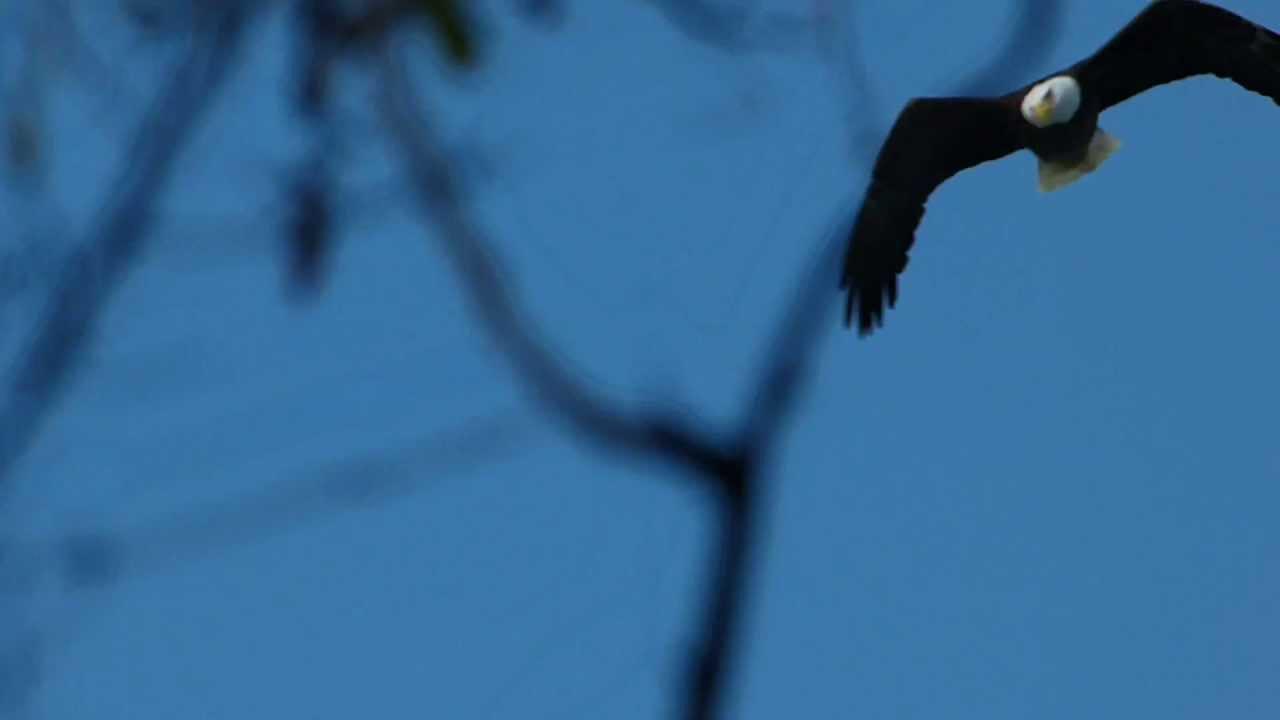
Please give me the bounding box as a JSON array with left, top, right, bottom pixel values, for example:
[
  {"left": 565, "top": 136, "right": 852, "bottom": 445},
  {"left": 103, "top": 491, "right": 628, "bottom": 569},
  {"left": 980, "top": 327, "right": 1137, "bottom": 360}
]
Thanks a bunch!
[{"left": 840, "top": 98, "right": 1023, "bottom": 334}]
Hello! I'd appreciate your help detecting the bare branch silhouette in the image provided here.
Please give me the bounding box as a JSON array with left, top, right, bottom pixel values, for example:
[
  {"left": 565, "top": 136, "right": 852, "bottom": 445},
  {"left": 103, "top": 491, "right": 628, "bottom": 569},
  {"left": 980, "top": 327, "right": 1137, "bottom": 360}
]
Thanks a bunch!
[
  {"left": 378, "top": 39, "right": 748, "bottom": 719},
  {"left": 821, "top": 0, "right": 1066, "bottom": 165},
  {"left": 951, "top": 0, "right": 1066, "bottom": 96},
  {"left": 0, "top": 410, "right": 528, "bottom": 599},
  {"left": 736, "top": 231, "right": 843, "bottom": 453},
  {"left": 0, "top": 3, "right": 254, "bottom": 489},
  {"left": 0, "top": 2, "right": 1069, "bottom": 717},
  {"left": 285, "top": 0, "right": 344, "bottom": 298},
  {"left": 643, "top": 0, "right": 817, "bottom": 54},
  {"left": 377, "top": 2, "right": 1066, "bottom": 717},
  {"left": 814, "top": 1, "right": 886, "bottom": 164},
  {"left": 51, "top": 411, "right": 527, "bottom": 590},
  {"left": 378, "top": 47, "right": 734, "bottom": 480}
]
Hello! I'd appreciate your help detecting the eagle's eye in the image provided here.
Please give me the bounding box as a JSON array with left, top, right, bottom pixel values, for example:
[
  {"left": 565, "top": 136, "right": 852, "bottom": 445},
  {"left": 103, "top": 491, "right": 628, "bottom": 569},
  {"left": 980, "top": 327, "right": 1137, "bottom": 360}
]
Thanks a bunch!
[{"left": 1043, "top": 88, "right": 1055, "bottom": 103}]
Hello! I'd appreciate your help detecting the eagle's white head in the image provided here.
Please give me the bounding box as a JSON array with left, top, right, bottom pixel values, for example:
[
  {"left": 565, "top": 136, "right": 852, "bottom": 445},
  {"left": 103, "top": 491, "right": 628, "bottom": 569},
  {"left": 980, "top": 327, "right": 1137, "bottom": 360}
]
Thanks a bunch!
[{"left": 1021, "top": 75, "right": 1081, "bottom": 128}]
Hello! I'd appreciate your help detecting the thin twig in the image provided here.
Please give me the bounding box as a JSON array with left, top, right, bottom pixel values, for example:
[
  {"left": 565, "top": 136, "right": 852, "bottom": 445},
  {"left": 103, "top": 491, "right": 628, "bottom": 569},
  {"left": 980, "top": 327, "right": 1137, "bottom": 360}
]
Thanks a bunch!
[
  {"left": 0, "top": 410, "right": 529, "bottom": 593},
  {"left": 377, "top": 43, "right": 732, "bottom": 479},
  {"left": 78, "top": 411, "right": 529, "bottom": 588},
  {"left": 378, "top": 35, "right": 750, "bottom": 719},
  {"left": 643, "top": 0, "right": 816, "bottom": 54},
  {"left": 737, "top": 231, "right": 843, "bottom": 452},
  {"left": 815, "top": 0, "right": 886, "bottom": 164},
  {"left": 950, "top": 0, "right": 1066, "bottom": 97},
  {"left": 0, "top": 3, "right": 254, "bottom": 489}
]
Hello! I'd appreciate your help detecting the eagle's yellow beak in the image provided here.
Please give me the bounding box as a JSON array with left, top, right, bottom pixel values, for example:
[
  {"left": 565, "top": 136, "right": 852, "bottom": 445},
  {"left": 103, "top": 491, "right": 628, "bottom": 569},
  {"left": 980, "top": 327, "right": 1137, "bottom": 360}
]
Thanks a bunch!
[{"left": 1033, "top": 99, "right": 1054, "bottom": 125}]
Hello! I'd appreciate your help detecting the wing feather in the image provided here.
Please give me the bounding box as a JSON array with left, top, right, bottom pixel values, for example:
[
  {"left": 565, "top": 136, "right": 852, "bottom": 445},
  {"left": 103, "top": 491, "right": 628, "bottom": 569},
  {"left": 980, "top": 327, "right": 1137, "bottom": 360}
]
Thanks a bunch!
[
  {"left": 840, "top": 97, "right": 1023, "bottom": 334},
  {"left": 1077, "top": 0, "right": 1280, "bottom": 110}
]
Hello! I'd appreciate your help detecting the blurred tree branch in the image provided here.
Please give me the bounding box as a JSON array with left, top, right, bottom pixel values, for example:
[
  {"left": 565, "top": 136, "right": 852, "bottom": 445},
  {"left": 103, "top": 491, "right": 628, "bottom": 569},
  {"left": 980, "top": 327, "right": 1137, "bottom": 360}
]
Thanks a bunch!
[
  {"left": 952, "top": 0, "right": 1065, "bottom": 96},
  {"left": 376, "top": 2, "right": 1066, "bottom": 718},
  {"left": 285, "top": 0, "right": 343, "bottom": 298},
  {"left": 0, "top": 410, "right": 529, "bottom": 593},
  {"left": 819, "top": 0, "right": 1065, "bottom": 164},
  {"left": 0, "top": 1, "right": 1069, "bottom": 718},
  {"left": 379, "top": 51, "right": 736, "bottom": 479},
  {"left": 378, "top": 27, "right": 839, "bottom": 718},
  {"left": 0, "top": 3, "right": 254, "bottom": 489},
  {"left": 643, "top": 0, "right": 818, "bottom": 54}
]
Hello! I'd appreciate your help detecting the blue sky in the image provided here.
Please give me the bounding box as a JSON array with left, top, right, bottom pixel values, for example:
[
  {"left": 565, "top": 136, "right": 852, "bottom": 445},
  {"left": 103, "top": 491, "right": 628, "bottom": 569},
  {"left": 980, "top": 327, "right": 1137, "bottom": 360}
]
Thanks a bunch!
[{"left": 3, "top": 1, "right": 1278, "bottom": 717}]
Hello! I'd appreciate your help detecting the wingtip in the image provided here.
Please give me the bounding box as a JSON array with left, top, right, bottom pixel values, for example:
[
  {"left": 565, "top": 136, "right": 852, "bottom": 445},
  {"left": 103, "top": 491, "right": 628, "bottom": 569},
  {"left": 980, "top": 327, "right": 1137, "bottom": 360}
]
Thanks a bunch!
[
  {"left": 840, "top": 279, "right": 856, "bottom": 329},
  {"left": 839, "top": 281, "right": 888, "bottom": 337},
  {"left": 857, "top": 299, "right": 882, "bottom": 338}
]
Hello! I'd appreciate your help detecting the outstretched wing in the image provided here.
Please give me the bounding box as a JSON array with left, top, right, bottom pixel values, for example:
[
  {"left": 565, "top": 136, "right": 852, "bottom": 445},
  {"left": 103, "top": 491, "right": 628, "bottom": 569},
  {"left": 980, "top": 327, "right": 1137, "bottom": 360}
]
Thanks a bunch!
[
  {"left": 840, "top": 97, "right": 1024, "bottom": 335},
  {"left": 1076, "top": 0, "right": 1280, "bottom": 111}
]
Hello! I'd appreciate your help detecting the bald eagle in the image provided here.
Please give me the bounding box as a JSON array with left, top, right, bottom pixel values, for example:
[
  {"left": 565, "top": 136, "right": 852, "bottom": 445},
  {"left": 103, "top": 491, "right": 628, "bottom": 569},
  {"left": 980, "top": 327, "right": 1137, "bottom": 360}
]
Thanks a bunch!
[{"left": 839, "top": 0, "right": 1280, "bottom": 335}]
